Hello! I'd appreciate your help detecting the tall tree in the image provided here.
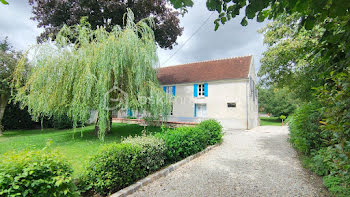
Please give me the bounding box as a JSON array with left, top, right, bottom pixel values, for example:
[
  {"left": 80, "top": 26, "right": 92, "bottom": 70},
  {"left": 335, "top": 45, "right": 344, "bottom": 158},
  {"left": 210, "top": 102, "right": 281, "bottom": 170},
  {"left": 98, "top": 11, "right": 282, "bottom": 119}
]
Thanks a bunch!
[
  {"left": 0, "top": 38, "right": 20, "bottom": 136},
  {"left": 29, "top": 0, "right": 183, "bottom": 49},
  {"left": 12, "top": 10, "right": 172, "bottom": 140}
]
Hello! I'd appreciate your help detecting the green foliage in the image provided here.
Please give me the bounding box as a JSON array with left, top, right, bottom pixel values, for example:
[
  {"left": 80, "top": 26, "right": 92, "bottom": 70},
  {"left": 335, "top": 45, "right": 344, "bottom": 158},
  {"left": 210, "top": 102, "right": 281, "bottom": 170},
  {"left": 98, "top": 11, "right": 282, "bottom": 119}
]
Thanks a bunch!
[
  {"left": 0, "top": 149, "right": 77, "bottom": 197},
  {"left": 315, "top": 69, "right": 350, "bottom": 163},
  {"left": 323, "top": 175, "right": 350, "bottom": 197},
  {"left": 83, "top": 135, "right": 167, "bottom": 196},
  {"left": 258, "top": 86, "right": 297, "bottom": 116},
  {"left": 156, "top": 126, "right": 210, "bottom": 162},
  {"left": 0, "top": 0, "right": 8, "bottom": 5},
  {"left": 2, "top": 101, "right": 38, "bottom": 130},
  {"left": 279, "top": 115, "right": 286, "bottom": 120},
  {"left": 29, "top": 0, "right": 183, "bottom": 49},
  {"left": 121, "top": 134, "right": 167, "bottom": 173},
  {"left": 12, "top": 10, "right": 172, "bottom": 140},
  {"left": 82, "top": 143, "right": 144, "bottom": 195},
  {"left": 289, "top": 103, "right": 330, "bottom": 155},
  {"left": 198, "top": 119, "right": 223, "bottom": 145}
]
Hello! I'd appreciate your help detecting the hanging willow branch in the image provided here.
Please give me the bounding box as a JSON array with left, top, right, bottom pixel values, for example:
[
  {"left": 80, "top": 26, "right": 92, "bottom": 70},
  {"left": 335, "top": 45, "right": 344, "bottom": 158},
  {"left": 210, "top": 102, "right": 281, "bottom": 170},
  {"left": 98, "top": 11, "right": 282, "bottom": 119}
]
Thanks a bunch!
[{"left": 12, "top": 9, "right": 172, "bottom": 140}]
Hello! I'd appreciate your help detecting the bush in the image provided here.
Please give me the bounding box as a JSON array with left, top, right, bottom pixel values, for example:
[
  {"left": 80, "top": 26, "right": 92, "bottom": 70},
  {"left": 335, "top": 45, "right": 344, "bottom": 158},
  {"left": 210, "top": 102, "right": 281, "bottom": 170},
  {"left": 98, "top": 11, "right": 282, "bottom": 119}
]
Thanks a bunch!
[
  {"left": 0, "top": 150, "right": 77, "bottom": 197},
  {"left": 2, "top": 102, "right": 38, "bottom": 130},
  {"left": 198, "top": 119, "right": 223, "bottom": 145},
  {"left": 288, "top": 103, "right": 330, "bottom": 155},
  {"left": 323, "top": 175, "right": 350, "bottom": 197},
  {"left": 156, "top": 126, "right": 210, "bottom": 162},
  {"left": 83, "top": 135, "right": 167, "bottom": 196},
  {"left": 122, "top": 134, "right": 167, "bottom": 173}
]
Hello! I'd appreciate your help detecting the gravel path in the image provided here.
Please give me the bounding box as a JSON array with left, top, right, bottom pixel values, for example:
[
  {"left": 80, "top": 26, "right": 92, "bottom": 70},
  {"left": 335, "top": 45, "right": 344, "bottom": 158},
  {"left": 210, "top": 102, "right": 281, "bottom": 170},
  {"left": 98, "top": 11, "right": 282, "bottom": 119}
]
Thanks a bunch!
[{"left": 131, "top": 126, "right": 329, "bottom": 197}]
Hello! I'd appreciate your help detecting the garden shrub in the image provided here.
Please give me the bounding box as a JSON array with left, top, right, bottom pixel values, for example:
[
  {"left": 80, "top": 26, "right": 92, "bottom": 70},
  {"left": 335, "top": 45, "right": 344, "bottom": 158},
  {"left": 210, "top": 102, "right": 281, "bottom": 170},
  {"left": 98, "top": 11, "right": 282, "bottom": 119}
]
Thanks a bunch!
[
  {"left": 2, "top": 102, "right": 38, "bottom": 130},
  {"left": 0, "top": 149, "right": 77, "bottom": 197},
  {"left": 83, "top": 135, "right": 167, "bottom": 196},
  {"left": 323, "top": 175, "right": 350, "bottom": 197},
  {"left": 289, "top": 103, "right": 330, "bottom": 155},
  {"left": 121, "top": 134, "right": 167, "bottom": 173},
  {"left": 156, "top": 126, "right": 211, "bottom": 162},
  {"left": 198, "top": 119, "right": 223, "bottom": 145},
  {"left": 83, "top": 143, "right": 144, "bottom": 195}
]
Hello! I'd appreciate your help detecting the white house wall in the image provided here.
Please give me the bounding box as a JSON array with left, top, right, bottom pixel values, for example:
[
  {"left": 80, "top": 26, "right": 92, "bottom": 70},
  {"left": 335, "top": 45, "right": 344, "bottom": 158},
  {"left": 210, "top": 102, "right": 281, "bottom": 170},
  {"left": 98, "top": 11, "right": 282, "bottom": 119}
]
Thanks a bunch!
[{"left": 165, "top": 79, "right": 256, "bottom": 129}]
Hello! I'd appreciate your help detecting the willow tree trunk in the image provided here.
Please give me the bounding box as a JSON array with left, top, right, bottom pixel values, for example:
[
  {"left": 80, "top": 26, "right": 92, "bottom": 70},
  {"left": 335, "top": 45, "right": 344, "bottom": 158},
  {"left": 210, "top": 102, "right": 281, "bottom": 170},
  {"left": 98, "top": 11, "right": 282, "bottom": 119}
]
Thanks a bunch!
[
  {"left": 0, "top": 94, "right": 8, "bottom": 136},
  {"left": 94, "top": 113, "right": 113, "bottom": 136}
]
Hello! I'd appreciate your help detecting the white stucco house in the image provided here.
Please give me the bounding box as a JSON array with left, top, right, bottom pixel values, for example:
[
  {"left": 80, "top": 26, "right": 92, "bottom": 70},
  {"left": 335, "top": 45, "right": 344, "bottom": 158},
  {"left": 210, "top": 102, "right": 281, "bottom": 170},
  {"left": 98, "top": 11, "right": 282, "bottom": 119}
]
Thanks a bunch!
[{"left": 156, "top": 55, "right": 259, "bottom": 129}]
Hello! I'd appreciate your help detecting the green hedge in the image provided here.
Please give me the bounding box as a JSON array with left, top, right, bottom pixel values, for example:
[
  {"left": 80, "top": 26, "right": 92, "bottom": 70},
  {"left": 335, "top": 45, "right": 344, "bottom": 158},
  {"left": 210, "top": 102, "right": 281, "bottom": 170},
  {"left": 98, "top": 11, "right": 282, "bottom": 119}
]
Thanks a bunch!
[
  {"left": 198, "top": 119, "right": 223, "bottom": 145},
  {"left": 0, "top": 150, "right": 77, "bottom": 197},
  {"left": 82, "top": 135, "right": 167, "bottom": 196},
  {"left": 2, "top": 102, "right": 78, "bottom": 131},
  {"left": 156, "top": 119, "right": 223, "bottom": 163},
  {"left": 289, "top": 103, "right": 349, "bottom": 196},
  {"left": 82, "top": 119, "right": 223, "bottom": 195},
  {"left": 288, "top": 103, "right": 330, "bottom": 155}
]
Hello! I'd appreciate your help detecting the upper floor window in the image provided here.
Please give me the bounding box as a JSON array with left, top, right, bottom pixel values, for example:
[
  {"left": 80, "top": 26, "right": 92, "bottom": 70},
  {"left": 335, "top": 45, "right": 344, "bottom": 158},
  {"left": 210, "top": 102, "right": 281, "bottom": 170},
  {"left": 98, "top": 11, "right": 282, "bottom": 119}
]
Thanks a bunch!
[
  {"left": 194, "top": 83, "right": 208, "bottom": 97},
  {"left": 163, "top": 85, "right": 176, "bottom": 96},
  {"left": 198, "top": 84, "right": 205, "bottom": 96}
]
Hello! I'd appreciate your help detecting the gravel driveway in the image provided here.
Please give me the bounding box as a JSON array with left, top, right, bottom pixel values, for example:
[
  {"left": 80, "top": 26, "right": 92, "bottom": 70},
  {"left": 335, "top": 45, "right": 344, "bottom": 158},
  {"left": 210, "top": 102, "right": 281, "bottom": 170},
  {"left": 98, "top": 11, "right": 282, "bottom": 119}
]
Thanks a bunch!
[{"left": 131, "top": 126, "right": 329, "bottom": 197}]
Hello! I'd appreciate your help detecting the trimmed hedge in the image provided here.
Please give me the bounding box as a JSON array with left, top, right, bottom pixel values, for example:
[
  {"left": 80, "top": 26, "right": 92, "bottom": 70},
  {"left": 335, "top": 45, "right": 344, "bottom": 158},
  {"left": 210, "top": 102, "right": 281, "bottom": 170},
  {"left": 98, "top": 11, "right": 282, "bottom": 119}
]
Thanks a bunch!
[
  {"left": 122, "top": 135, "right": 167, "bottom": 173},
  {"left": 0, "top": 150, "right": 77, "bottom": 197},
  {"left": 198, "top": 119, "right": 223, "bottom": 145},
  {"left": 82, "top": 135, "right": 167, "bottom": 196},
  {"left": 156, "top": 119, "right": 223, "bottom": 163},
  {"left": 82, "top": 119, "right": 223, "bottom": 195}
]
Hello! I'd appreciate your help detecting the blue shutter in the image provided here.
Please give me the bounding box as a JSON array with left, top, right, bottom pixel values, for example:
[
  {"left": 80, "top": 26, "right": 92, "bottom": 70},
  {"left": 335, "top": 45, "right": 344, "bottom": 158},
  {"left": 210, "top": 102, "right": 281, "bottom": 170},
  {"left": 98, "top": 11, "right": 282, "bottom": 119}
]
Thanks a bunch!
[
  {"left": 204, "top": 83, "right": 208, "bottom": 97},
  {"left": 128, "top": 109, "right": 133, "bottom": 117},
  {"left": 163, "top": 86, "right": 166, "bottom": 93},
  {"left": 194, "top": 104, "right": 197, "bottom": 117},
  {"left": 172, "top": 85, "right": 176, "bottom": 96},
  {"left": 194, "top": 84, "right": 198, "bottom": 97}
]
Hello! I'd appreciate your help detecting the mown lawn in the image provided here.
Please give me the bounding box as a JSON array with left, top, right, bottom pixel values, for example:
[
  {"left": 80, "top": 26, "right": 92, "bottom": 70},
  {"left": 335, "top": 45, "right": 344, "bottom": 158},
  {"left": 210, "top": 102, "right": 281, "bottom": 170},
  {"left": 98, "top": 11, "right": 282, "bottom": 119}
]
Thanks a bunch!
[
  {"left": 259, "top": 117, "right": 282, "bottom": 126},
  {"left": 0, "top": 123, "right": 162, "bottom": 176}
]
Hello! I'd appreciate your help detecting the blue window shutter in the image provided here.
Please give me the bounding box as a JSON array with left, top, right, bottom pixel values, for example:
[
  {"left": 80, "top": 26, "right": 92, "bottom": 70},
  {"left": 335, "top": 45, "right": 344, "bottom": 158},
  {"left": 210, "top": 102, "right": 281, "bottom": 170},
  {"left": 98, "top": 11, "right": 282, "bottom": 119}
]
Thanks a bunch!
[
  {"left": 128, "top": 109, "right": 133, "bottom": 117},
  {"left": 163, "top": 86, "right": 166, "bottom": 93},
  {"left": 194, "top": 104, "right": 197, "bottom": 117},
  {"left": 204, "top": 83, "right": 208, "bottom": 97},
  {"left": 172, "top": 85, "right": 176, "bottom": 96},
  {"left": 194, "top": 84, "right": 198, "bottom": 97}
]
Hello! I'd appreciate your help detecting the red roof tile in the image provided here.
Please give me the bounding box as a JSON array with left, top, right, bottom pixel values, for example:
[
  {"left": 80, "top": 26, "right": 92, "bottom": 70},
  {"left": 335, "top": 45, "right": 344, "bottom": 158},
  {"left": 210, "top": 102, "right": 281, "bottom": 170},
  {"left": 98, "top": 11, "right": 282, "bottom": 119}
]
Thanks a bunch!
[{"left": 157, "top": 55, "right": 252, "bottom": 85}]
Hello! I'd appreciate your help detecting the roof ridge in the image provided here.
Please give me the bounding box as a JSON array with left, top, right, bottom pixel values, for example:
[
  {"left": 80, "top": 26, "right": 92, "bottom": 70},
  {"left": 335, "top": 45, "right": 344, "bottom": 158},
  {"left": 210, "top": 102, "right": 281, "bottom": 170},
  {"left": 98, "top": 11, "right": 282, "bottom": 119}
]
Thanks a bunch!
[{"left": 162, "top": 55, "right": 252, "bottom": 68}]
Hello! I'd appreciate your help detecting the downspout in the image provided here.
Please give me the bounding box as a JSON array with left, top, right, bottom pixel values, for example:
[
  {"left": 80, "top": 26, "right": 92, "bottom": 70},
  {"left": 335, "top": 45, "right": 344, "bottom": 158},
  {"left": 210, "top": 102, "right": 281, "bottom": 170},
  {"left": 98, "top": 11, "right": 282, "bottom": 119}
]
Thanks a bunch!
[{"left": 246, "top": 79, "right": 249, "bottom": 130}]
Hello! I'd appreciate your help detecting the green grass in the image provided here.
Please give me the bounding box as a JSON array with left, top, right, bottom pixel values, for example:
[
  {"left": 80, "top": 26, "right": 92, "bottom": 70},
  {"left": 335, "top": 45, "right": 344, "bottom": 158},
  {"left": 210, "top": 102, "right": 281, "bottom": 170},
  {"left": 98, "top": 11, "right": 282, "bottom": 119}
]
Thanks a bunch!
[
  {"left": 259, "top": 117, "right": 282, "bottom": 126},
  {"left": 0, "top": 123, "right": 162, "bottom": 177}
]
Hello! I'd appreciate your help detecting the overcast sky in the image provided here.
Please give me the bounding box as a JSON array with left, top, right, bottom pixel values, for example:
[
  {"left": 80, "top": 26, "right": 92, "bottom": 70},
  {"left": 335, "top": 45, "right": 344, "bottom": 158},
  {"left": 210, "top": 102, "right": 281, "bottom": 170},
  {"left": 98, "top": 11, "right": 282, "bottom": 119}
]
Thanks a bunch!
[{"left": 0, "top": 0, "right": 267, "bottom": 70}]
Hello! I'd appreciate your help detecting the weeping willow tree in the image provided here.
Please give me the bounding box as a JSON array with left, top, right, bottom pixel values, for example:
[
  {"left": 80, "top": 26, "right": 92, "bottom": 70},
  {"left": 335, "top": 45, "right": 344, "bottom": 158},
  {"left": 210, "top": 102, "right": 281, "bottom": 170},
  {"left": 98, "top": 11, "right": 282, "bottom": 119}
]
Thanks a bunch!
[{"left": 12, "top": 9, "right": 172, "bottom": 140}]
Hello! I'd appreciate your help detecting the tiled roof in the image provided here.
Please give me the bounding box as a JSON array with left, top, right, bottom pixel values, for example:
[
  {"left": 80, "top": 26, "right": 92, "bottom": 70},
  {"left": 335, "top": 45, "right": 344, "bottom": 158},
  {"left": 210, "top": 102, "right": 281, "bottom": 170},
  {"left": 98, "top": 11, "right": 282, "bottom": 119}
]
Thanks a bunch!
[{"left": 157, "top": 55, "right": 252, "bottom": 85}]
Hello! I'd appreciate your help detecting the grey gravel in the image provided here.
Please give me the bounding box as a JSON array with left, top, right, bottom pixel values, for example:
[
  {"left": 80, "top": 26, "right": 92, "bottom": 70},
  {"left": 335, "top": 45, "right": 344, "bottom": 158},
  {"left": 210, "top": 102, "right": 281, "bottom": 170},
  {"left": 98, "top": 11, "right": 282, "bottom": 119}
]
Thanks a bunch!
[{"left": 130, "top": 126, "right": 329, "bottom": 197}]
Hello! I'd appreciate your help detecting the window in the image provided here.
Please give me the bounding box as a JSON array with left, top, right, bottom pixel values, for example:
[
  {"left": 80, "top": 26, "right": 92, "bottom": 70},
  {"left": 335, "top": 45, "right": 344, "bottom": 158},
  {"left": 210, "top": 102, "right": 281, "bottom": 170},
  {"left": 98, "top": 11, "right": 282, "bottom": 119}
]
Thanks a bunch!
[
  {"left": 163, "top": 86, "right": 176, "bottom": 96},
  {"left": 227, "top": 103, "right": 236, "bottom": 108},
  {"left": 195, "top": 104, "right": 207, "bottom": 117},
  {"left": 194, "top": 83, "right": 207, "bottom": 97},
  {"left": 198, "top": 84, "right": 205, "bottom": 96}
]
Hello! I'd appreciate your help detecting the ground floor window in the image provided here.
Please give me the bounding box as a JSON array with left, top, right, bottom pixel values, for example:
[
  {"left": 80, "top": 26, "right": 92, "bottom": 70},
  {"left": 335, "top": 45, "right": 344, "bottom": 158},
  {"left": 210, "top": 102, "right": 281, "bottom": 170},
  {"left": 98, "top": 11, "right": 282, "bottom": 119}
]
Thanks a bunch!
[{"left": 195, "top": 104, "right": 207, "bottom": 117}]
